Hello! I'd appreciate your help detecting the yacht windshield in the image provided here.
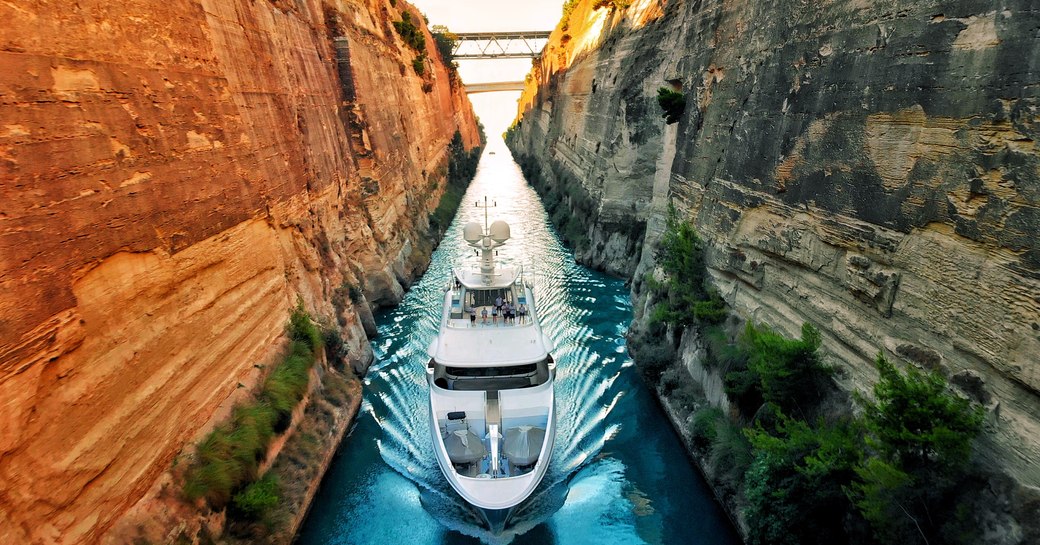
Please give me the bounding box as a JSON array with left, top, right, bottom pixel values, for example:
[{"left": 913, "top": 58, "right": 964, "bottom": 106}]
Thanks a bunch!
[{"left": 433, "top": 360, "right": 550, "bottom": 391}]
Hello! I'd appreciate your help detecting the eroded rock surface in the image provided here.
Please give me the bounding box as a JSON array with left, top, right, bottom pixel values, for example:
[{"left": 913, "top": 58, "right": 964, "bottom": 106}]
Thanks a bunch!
[
  {"left": 508, "top": 0, "right": 1039, "bottom": 520},
  {"left": 0, "top": 0, "right": 479, "bottom": 542}
]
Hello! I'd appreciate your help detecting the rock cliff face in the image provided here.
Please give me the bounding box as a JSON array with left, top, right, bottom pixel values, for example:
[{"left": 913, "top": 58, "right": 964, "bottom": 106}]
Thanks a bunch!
[
  {"left": 0, "top": 0, "right": 479, "bottom": 542},
  {"left": 509, "top": 0, "right": 1039, "bottom": 499}
]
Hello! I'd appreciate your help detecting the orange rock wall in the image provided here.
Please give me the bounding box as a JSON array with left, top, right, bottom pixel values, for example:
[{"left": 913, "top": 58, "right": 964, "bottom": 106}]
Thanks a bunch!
[{"left": 0, "top": 0, "right": 479, "bottom": 542}]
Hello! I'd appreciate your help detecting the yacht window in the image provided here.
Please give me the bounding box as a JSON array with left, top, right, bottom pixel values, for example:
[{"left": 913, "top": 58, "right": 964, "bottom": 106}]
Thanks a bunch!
[
  {"left": 445, "top": 364, "right": 537, "bottom": 378},
  {"left": 467, "top": 288, "right": 513, "bottom": 308}
]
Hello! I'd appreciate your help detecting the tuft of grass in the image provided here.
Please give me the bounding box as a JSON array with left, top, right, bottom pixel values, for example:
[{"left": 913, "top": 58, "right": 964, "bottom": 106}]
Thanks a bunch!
[
  {"left": 709, "top": 418, "right": 754, "bottom": 494},
  {"left": 288, "top": 304, "right": 322, "bottom": 355},
  {"left": 183, "top": 306, "right": 321, "bottom": 509},
  {"left": 232, "top": 473, "right": 281, "bottom": 521}
]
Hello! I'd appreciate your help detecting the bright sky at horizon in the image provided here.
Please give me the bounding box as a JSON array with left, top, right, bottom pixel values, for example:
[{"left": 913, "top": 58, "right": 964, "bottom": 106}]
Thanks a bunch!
[
  {"left": 408, "top": 0, "right": 562, "bottom": 32},
  {"left": 409, "top": 0, "right": 562, "bottom": 86}
]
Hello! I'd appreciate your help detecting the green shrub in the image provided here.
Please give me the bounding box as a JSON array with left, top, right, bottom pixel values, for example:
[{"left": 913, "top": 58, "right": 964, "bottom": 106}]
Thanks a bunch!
[
  {"left": 650, "top": 205, "right": 727, "bottom": 328},
  {"left": 742, "top": 322, "right": 832, "bottom": 416},
  {"left": 657, "top": 87, "right": 686, "bottom": 124},
  {"left": 232, "top": 473, "right": 281, "bottom": 520},
  {"left": 744, "top": 416, "right": 863, "bottom": 545},
  {"left": 392, "top": 12, "right": 425, "bottom": 53},
  {"left": 183, "top": 308, "right": 321, "bottom": 508},
  {"left": 689, "top": 406, "right": 724, "bottom": 448},
  {"left": 288, "top": 305, "right": 322, "bottom": 355},
  {"left": 412, "top": 55, "right": 425, "bottom": 75},
  {"left": 849, "top": 354, "right": 984, "bottom": 543}
]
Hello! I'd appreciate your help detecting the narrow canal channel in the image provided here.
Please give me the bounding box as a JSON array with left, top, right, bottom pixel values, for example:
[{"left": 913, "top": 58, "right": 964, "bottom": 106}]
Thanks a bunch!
[{"left": 297, "top": 95, "right": 741, "bottom": 545}]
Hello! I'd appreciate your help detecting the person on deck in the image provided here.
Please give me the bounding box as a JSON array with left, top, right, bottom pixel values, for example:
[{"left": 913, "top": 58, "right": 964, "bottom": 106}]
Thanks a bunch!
[
  {"left": 491, "top": 304, "right": 499, "bottom": 325},
  {"left": 481, "top": 307, "right": 488, "bottom": 324},
  {"left": 518, "top": 303, "right": 527, "bottom": 323}
]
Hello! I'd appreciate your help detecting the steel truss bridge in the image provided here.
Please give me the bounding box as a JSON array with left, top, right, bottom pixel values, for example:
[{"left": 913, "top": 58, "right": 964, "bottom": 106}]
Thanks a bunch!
[{"left": 451, "top": 31, "right": 551, "bottom": 60}]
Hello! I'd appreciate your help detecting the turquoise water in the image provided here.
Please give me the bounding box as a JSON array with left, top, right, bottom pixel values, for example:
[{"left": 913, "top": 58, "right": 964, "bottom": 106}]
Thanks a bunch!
[{"left": 297, "top": 97, "right": 740, "bottom": 545}]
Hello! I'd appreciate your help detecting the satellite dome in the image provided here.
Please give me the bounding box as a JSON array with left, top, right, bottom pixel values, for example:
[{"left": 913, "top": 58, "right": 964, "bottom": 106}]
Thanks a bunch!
[
  {"left": 489, "top": 220, "right": 511, "bottom": 243},
  {"left": 463, "top": 222, "right": 483, "bottom": 243}
]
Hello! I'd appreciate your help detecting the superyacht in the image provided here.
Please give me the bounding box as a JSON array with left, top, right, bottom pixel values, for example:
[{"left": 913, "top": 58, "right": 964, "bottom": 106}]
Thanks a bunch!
[{"left": 425, "top": 199, "right": 556, "bottom": 522}]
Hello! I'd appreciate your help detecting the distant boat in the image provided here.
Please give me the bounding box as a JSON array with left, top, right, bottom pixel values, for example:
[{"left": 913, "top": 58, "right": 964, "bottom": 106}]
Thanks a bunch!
[
  {"left": 489, "top": 151, "right": 496, "bottom": 155},
  {"left": 426, "top": 198, "right": 556, "bottom": 525}
]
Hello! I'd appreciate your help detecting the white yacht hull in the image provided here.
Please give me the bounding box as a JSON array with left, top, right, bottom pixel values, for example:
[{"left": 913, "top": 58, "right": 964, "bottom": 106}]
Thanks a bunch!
[{"left": 428, "top": 386, "right": 556, "bottom": 512}]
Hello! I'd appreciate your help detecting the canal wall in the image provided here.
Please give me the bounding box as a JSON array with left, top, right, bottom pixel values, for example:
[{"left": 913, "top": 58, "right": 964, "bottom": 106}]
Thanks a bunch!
[
  {"left": 506, "top": 0, "right": 1040, "bottom": 541},
  {"left": 0, "top": 0, "right": 479, "bottom": 543}
]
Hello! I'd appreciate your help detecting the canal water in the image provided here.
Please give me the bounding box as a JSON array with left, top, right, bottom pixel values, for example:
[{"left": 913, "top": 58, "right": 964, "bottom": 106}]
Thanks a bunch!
[{"left": 296, "top": 94, "right": 740, "bottom": 545}]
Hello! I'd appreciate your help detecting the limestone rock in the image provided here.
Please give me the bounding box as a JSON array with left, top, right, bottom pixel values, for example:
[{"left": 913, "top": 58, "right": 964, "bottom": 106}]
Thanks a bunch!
[
  {"left": 508, "top": 0, "right": 1040, "bottom": 538},
  {"left": 0, "top": 0, "right": 479, "bottom": 542}
]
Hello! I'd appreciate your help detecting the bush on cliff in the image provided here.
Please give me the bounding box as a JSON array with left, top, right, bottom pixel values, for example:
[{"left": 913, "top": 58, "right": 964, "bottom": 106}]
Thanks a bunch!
[
  {"left": 744, "top": 416, "right": 863, "bottom": 545},
  {"left": 657, "top": 87, "right": 686, "bottom": 124},
  {"left": 431, "top": 26, "right": 459, "bottom": 79},
  {"left": 392, "top": 11, "right": 425, "bottom": 53},
  {"left": 689, "top": 406, "right": 725, "bottom": 449},
  {"left": 183, "top": 306, "right": 321, "bottom": 509},
  {"left": 725, "top": 322, "right": 833, "bottom": 418},
  {"left": 411, "top": 55, "right": 426, "bottom": 75},
  {"left": 649, "top": 205, "right": 726, "bottom": 328},
  {"left": 734, "top": 354, "right": 985, "bottom": 545},
  {"left": 231, "top": 473, "right": 281, "bottom": 522}
]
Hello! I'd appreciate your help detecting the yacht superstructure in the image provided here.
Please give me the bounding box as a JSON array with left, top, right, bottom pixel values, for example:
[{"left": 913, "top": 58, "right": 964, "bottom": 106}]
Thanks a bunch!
[{"left": 426, "top": 201, "right": 556, "bottom": 516}]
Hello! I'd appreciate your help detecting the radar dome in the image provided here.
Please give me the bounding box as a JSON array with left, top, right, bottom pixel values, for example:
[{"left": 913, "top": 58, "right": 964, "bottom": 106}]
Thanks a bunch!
[
  {"left": 463, "top": 222, "right": 483, "bottom": 243},
  {"left": 489, "top": 220, "right": 511, "bottom": 243}
]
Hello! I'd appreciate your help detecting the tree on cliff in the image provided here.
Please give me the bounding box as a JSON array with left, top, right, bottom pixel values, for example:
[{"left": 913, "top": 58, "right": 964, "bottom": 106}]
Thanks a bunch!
[
  {"left": 649, "top": 205, "right": 726, "bottom": 328},
  {"left": 849, "top": 354, "right": 985, "bottom": 544},
  {"left": 431, "top": 25, "right": 459, "bottom": 79},
  {"left": 393, "top": 11, "right": 425, "bottom": 53},
  {"left": 725, "top": 322, "right": 833, "bottom": 418},
  {"left": 744, "top": 416, "right": 863, "bottom": 545}
]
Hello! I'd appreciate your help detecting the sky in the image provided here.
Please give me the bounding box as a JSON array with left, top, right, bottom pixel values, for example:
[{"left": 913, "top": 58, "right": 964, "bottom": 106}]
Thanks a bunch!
[{"left": 409, "top": 0, "right": 562, "bottom": 85}]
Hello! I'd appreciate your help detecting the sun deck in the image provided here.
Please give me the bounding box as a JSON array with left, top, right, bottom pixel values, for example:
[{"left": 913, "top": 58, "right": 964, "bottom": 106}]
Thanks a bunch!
[{"left": 430, "top": 380, "right": 553, "bottom": 483}]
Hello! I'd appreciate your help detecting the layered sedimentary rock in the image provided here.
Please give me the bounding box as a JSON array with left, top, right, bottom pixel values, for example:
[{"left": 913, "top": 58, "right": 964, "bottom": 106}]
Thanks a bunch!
[
  {"left": 0, "top": 0, "right": 479, "bottom": 542},
  {"left": 509, "top": 0, "right": 1039, "bottom": 506}
]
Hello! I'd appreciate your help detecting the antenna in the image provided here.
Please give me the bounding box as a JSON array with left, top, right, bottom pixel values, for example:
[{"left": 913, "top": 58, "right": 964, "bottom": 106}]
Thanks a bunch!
[{"left": 475, "top": 196, "right": 497, "bottom": 233}]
